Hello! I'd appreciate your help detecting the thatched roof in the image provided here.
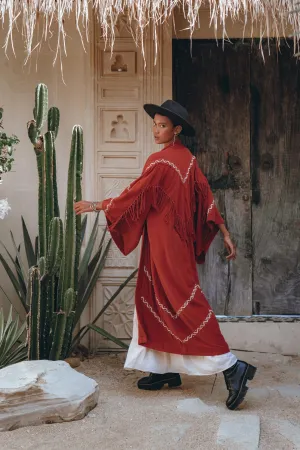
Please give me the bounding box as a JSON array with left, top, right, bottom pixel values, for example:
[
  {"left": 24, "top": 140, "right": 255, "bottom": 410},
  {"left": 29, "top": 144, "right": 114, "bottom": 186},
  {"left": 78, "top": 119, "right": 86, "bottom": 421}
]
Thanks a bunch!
[{"left": 1, "top": 1, "right": 300, "bottom": 62}]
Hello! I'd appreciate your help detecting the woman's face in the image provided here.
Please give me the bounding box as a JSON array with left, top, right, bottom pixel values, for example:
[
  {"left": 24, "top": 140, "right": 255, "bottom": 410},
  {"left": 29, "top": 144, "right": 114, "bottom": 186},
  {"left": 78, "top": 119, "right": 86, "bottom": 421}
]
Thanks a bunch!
[{"left": 152, "top": 114, "right": 182, "bottom": 145}]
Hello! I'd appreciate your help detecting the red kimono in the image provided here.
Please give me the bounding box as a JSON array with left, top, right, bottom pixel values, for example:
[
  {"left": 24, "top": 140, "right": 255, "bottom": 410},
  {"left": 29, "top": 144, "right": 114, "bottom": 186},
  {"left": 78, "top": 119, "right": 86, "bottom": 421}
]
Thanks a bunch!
[{"left": 102, "top": 142, "right": 230, "bottom": 356}]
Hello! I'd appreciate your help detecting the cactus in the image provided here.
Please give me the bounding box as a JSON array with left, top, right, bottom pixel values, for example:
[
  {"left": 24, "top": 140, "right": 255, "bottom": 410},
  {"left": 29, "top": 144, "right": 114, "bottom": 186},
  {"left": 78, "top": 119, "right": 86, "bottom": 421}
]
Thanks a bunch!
[
  {"left": 35, "top": 84, "right": 48, "bottom": 130},
  {"left": 26, "top": 83, "right": 84, "bottom": 361},
  {"left": 48, "top": 107, "right": 60, "bottom": 139},
  {"left": 46, "top": 218, "right": 63, "bottom": 276},
  {"left": 49, "top": 288, "right": 75, "bottom": 360},
  {"left": 27, "top": 266, "right": 41, "bottom": 360},
  {"left": 61, "top": 126, "right": 83, "bottom": 302}
]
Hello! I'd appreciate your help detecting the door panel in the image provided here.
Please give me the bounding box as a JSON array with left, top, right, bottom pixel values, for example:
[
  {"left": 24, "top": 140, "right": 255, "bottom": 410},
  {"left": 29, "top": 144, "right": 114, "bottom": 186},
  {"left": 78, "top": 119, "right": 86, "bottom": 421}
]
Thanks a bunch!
[
  {"left": 173, "top": 40, "right": 252, "bottom": 315},
  {"left": 251, "top": 44, "right": 300, "bottom": 314},
  {"left": 173, "top": 39, "right": 300, "bottom": 316}
]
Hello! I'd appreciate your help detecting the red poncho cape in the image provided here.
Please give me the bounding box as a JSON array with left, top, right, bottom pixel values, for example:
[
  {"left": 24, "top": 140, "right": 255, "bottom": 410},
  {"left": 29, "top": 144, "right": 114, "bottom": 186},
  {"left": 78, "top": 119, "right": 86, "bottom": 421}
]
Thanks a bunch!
[{"left": 102, "top": 142, "right": 229, "bottom": 356}]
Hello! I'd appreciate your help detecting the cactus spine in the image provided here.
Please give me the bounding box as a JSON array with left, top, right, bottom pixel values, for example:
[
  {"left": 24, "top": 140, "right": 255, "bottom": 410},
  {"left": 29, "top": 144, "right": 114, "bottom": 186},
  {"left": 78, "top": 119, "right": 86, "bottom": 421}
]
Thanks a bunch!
[{"left": 26, "top": 84, "right": 84, "bottom": 361}]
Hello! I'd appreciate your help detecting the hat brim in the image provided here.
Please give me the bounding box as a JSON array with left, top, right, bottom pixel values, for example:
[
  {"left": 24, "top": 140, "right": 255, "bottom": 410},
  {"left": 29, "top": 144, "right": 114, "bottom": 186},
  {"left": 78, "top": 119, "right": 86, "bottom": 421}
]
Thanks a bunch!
[{"left": 143, "top": 104, "right": 195, "bottom": 137}]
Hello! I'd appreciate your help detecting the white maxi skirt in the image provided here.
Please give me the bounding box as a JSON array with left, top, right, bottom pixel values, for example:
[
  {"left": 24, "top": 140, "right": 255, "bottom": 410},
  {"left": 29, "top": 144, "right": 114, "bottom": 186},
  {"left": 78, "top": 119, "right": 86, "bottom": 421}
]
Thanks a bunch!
[{"left": 124, "top": 309, "right": 237, "bottom": 376}]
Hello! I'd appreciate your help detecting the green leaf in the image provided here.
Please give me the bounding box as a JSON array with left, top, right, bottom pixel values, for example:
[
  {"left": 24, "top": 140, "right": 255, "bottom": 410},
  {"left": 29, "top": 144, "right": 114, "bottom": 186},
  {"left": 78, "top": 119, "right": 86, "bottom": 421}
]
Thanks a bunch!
[
  {"left": 78, "top": 213, "right": 99, "bottom": 280},
  {"left": 0, "top": 240, "right": 27, "bottom": 302},
  {"left": 0, "top": 306, "right": 27, "bottom": 369},
  {"left": 72, "top": 267, "right": 137, "bottom": 349},
  {"left": 88, "top": 324, "right": 129, "bottom": 349},
  {"left": 21, "top": 216, "right": 36, "bottom": 268},
  {"left": 81, "top": 215, "right": 88, "bottom": 245},
  {"left": 90, "top": 268, "right": 138, "bottom": 326},
  {"left": 10, "top": 231, "right": 28, "bottom": 285},
  {"left": 74, "top": 239, "right": 111, "bottom": 326},
  {"left": 0, "top": 254, "right": 28, "bottom": 312}
]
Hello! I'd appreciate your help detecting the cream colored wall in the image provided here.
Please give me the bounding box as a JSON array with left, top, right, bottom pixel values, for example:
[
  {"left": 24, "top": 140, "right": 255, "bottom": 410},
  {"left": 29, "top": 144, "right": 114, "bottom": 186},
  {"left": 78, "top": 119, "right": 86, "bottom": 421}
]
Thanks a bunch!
[{"left": 0, "top": 19, "right": 93, "bottom": 319}]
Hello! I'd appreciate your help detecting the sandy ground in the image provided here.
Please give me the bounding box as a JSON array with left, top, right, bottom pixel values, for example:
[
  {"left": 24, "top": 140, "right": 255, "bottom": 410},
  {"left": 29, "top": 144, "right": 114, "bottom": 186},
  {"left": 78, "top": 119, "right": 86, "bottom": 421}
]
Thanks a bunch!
[{"left": 1, "top": 350, "right": 300, "bottom": 450}]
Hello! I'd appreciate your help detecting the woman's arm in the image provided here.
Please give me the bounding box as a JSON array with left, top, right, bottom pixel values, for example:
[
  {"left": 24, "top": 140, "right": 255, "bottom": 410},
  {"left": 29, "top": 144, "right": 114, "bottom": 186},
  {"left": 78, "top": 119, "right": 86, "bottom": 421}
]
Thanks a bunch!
[
  {"left": 218, "top": 223, "right": 236, "bottom": 261},
  {"left": 74, "top": 200, "right": 103, "bottom": 215}
]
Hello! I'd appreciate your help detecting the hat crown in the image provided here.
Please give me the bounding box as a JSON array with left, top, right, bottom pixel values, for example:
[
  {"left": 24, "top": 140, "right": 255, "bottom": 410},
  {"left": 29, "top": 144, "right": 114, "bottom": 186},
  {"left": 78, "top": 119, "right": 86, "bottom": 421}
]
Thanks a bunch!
[{"left": 159, "top": 100, "right": 189, "bottom": 121}]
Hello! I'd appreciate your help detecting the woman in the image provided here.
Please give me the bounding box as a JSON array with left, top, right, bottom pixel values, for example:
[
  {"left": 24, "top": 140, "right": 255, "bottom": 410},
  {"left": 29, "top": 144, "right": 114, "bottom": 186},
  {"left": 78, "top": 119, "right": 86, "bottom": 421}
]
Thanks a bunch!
[{"left": 75, "top": 100, "right": 257, "bottom": 411}]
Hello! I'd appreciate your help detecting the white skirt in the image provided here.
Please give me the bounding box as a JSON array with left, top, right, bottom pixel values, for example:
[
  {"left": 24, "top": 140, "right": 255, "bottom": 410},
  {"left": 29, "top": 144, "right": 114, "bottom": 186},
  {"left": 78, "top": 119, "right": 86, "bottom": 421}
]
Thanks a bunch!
[{"left": 124, "top": 310, "right": 237, "bottom": 376}]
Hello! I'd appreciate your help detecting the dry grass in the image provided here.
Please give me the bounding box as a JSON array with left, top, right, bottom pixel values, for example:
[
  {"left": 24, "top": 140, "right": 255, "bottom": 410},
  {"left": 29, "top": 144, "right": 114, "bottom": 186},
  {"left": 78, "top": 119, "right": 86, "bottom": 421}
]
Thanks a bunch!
[{"left": 0, "top": 0, "right": 300, "bottom": 63}]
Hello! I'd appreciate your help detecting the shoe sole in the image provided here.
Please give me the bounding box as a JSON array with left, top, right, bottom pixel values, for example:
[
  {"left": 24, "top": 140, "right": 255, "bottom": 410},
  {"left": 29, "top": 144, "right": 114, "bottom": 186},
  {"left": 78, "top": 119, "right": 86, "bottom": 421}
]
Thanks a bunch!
[
  {"left": 138, "top": 377, "right": 182, "bottom": 391},
  {"left": 227, "top": 364, "right": 257, "bottom": 410}
]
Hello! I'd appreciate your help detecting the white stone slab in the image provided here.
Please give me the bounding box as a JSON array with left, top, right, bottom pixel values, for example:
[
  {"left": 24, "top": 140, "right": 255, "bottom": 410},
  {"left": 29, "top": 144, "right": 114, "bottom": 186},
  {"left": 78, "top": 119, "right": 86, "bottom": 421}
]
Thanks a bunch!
[
  {"left": 277, "top": 420, "right": 300, "bottom": 447},
  {"left": 217, "top": 414, "right": 260, "bottom": 449},
  {"left": 177, "top": 398, "right": 216, "bottom": 415},
  {"left": 276, "top": 384, "right": 300, "bottom": 398},
  {"left": 0, "top": 360, "right": 99, "bottom": 431}
]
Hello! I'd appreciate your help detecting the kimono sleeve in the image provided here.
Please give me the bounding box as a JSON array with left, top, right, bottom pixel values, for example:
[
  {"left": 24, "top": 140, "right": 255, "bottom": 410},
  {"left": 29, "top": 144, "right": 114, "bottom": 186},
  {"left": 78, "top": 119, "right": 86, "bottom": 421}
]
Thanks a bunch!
[
  {"left": 194, "top": 167, "right": 224, "bottom": 264},
  {"left": 102, "top": 160, "right": 163, "bottom": 256}
]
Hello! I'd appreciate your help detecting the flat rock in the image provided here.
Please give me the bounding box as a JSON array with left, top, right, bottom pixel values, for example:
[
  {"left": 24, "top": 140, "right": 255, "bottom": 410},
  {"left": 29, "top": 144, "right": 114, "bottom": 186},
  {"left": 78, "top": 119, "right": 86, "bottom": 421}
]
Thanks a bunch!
[
  {"left": 217, "top": 414, "right": 260, "bottom": 449},
  {"left": 0, "top": 360, "right": 99, "bottom": 431},
  {"left": 177, "top": 398, "right": 216, "bottom": 415},
  {"left": 277, "top": 419, "right": 300, "bottom": 447},
  {"left": 276, "top": 384, "right": 300, "bottom": 398}
]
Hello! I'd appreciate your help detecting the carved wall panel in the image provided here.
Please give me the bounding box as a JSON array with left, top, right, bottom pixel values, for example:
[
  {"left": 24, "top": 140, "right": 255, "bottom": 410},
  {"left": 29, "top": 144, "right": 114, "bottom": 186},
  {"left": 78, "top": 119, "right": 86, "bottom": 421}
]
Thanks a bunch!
[
  {"left": 99, "top": 86, "right": 140, "bottom": 102},
  {"left": 103, "top": 285, "right": 135, "bottom": 338},
  {"left": 98, "top": 174, "right": 136, "bottom": 200},
  {"left": 97, "top": 153, "right": 140, "bottom": 170},
  {"left": 102, "top": 110, "right": 137, "bottom": 143},
  {"left": 102, "top": 51, "right": 137, "bottom": 77},
  {"left": 92, "top": 23, "right": 165, "bottom": 351}
]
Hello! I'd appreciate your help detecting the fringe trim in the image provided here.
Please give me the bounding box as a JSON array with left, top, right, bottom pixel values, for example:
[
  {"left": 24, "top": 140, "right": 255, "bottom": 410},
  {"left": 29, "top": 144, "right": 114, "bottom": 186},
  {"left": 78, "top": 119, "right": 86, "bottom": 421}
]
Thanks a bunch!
[
  {"left": 194, "top": 176, "right": 210, "bottom": 222},
  {"left": 116, "top": 185, "right": 196, "bottom": 243}
]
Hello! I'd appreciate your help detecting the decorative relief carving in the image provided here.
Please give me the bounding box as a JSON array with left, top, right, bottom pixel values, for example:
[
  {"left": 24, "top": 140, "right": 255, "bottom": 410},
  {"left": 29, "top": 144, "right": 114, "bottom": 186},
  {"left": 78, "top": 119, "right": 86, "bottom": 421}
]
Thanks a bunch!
[
  {"left": 114, "top": 14, "right": 132, "bottom": 37},
  {"left": 110, "top": 114, "right": 129, "bottom": 139},
  {"left": 103, "top": 230, "right": 137, "bottom": 268},
  {"left": 103, "top": 110, "right": 136, "bottom": 143},
  {"left": 103, "top": 285, "right": 135, "bottom": 338},
  {"left": 102, "top": 176, "right": 136, "bottom": 198},
  {"left": 103, "top": 51, "right": 136, "bottom": 76}
]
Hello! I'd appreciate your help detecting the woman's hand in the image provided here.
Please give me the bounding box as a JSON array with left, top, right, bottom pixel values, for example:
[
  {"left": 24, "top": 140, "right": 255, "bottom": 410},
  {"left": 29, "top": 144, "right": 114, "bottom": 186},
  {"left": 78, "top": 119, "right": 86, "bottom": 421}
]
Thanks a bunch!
[
  {"left": 223, "top": 234, "right": 236, "bottom": 260},
  {"left": 74, "top": 200, "right": 102, "bottom": 215}
]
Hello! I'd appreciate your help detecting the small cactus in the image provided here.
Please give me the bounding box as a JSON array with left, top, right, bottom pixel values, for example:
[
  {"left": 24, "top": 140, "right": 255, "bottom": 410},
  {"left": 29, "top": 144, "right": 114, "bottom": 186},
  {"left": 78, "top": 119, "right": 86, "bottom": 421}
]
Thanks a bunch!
[
  {"left": 27, "top": 266, "right": 41, "bottom": 360},
  {"left": 48, "top": 107, "right": 60, "bottom": 139},
  {"left": 35, "top": 84, "right": 48, "bottom": 130}
]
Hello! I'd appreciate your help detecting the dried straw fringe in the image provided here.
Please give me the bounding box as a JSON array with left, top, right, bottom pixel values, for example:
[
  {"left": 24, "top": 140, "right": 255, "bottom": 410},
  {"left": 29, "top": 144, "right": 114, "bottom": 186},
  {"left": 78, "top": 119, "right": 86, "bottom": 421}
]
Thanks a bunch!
[{"left": 1, "top": 0, "right": 300, "bottom": 64}]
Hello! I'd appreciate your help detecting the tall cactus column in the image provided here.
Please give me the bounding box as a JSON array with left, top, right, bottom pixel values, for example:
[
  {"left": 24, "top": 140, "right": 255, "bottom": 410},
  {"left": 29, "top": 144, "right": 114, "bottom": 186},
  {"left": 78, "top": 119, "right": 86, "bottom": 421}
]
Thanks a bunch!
[
  {"left": 26, "top": 84, "right": 84, "bottom": 361},
  {"left": 58, "top": 126, "right": 83, "bottom": 359}
]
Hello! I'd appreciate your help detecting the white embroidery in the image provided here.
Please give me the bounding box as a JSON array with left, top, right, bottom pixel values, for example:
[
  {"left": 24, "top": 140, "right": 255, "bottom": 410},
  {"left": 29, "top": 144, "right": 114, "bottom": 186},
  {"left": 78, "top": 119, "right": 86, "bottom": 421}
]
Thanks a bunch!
[
  {"left": 207, "top": 199, "right": 215, "bottom": 216},
  {"left": 105, "top": 198, "right": 114, "bottom": 213},
  {"left": 142, "top": 296, "right": 213, "bottom": 343},
  {"left": 105, "top": 157, "right": 195, "bottom": 213},
  {"left": 144, "top": 266, "right": 152, "bottom": 283},
  {"left": 144, "top": 266, "right": 202, "bottom": 319},
  {"left": 145, "top": 156, "right": 195, "bottom": 184}
]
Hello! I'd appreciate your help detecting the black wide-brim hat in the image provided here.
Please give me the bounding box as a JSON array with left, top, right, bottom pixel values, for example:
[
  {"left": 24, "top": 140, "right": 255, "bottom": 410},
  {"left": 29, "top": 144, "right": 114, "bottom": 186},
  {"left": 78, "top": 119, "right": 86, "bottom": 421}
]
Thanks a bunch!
[{"left": 143, "top": 100, "right": 195, "bottom": 137}]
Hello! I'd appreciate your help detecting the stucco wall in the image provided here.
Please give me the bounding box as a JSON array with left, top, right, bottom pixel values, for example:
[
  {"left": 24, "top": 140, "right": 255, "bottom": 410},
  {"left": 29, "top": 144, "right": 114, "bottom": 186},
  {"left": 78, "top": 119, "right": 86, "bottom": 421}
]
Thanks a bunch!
[{"left": 0, "top": 19, "right": 93, "bottom": 318}]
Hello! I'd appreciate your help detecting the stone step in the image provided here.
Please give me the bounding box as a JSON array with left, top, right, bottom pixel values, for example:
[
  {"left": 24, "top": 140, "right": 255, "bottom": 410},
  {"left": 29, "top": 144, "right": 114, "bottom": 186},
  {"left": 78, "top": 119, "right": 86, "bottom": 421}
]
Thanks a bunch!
[{"left": 217, "top": 414, "right": 260, "bottom": 449}]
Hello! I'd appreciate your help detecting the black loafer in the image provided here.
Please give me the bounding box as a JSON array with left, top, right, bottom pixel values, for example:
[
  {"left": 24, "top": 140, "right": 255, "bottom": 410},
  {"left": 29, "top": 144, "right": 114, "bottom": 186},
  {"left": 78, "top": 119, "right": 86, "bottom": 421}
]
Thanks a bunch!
[
  {"left": 223, "top": 360, "right": 257, "bottom": 410},
  {"left": 137, "top": 372, "right": 182, "bottom": 390}
]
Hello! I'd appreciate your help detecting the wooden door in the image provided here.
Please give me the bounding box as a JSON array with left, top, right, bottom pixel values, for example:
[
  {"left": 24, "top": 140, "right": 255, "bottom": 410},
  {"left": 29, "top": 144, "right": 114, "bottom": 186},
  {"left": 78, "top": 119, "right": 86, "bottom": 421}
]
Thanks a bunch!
[
  {"left": 173, "top": 39, "right": 300, "bottom": 316},
  {"left": 251, "top": 44, "right": 300, "bottom": 315}
]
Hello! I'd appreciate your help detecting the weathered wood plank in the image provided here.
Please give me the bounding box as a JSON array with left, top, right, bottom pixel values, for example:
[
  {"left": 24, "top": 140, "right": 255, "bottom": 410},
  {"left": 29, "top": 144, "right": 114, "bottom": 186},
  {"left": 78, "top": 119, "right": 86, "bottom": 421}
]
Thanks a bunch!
[
  {"left": 173, "top": 40, "right": 252, "bottom": 315},
  {"left": 251, "top": 43, "right": 300, "bottom": 314}
]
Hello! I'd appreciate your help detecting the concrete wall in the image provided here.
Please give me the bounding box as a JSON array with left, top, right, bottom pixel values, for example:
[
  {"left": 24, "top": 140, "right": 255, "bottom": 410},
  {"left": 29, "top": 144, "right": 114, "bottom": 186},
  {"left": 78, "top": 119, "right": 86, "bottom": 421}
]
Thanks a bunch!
[{"left": 0, "top": 18, "right": 93, "bottom": 318}]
